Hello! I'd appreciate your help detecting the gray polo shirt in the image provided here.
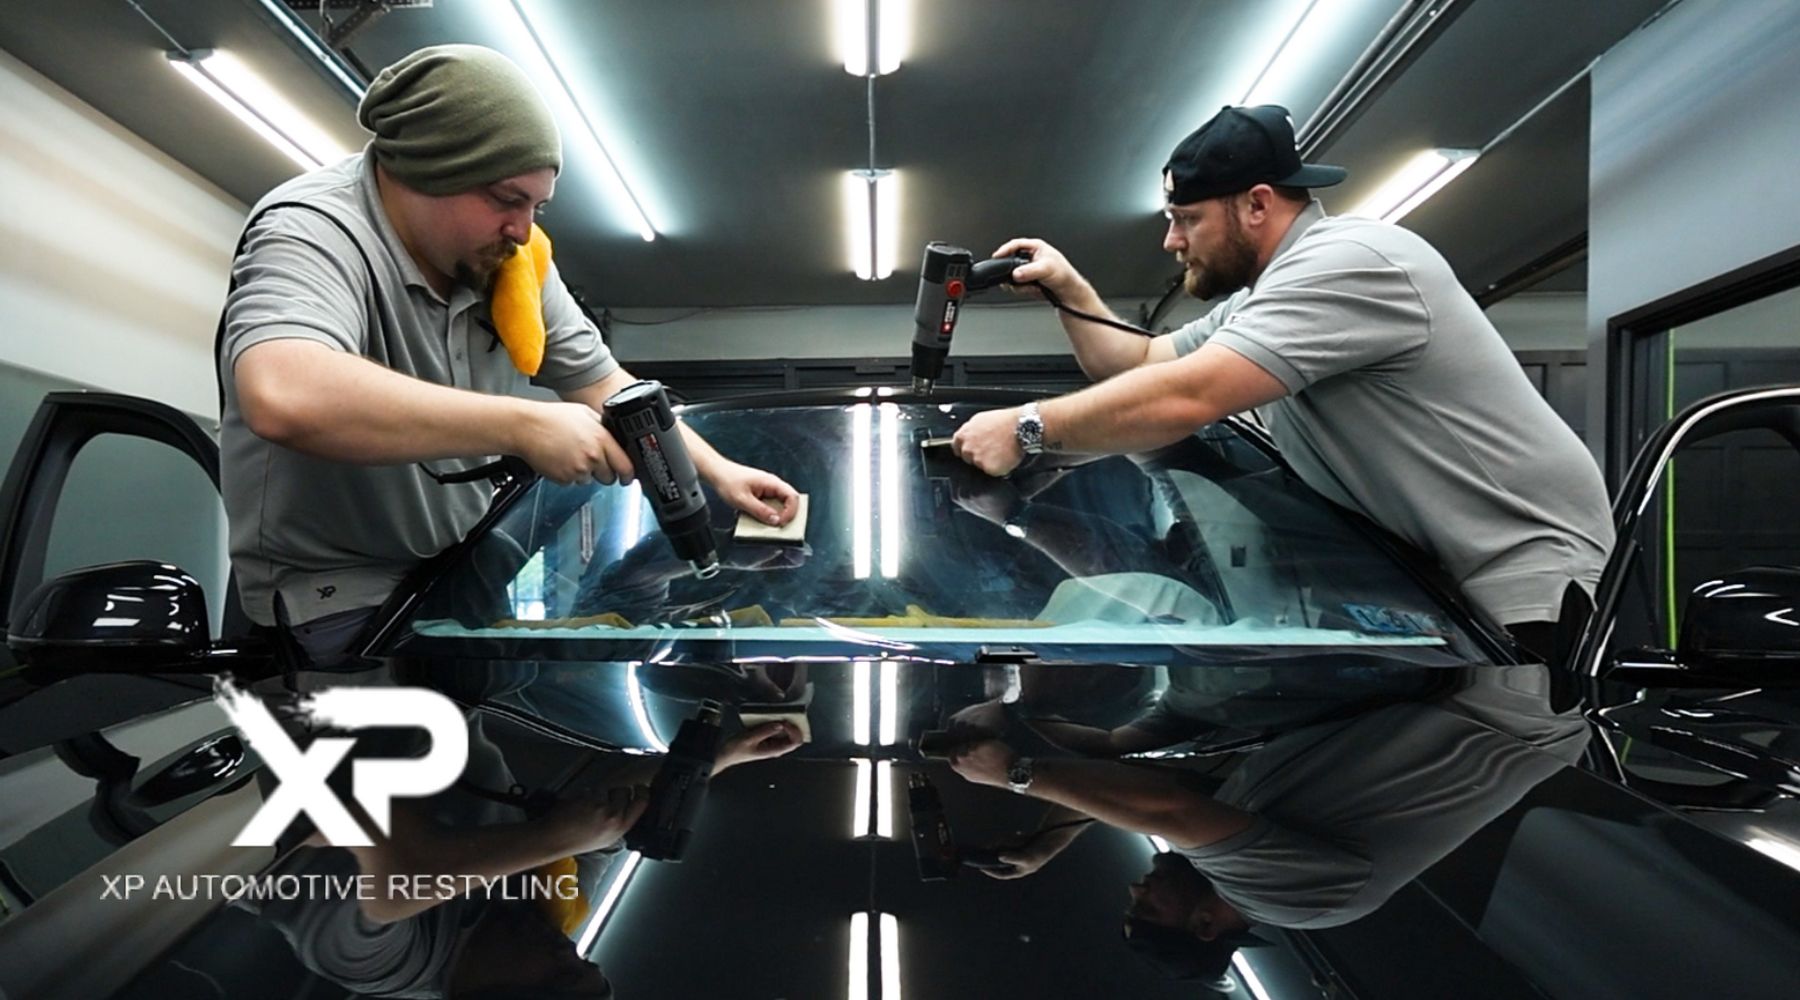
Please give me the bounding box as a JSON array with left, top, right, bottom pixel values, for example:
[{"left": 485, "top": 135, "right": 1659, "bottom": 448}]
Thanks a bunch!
[
  {"left": 220, "top": 152, "right": 618, "bottom": 626},
  {"left": 1170, "top": 203, "right": 1612, "bottom": 625}
]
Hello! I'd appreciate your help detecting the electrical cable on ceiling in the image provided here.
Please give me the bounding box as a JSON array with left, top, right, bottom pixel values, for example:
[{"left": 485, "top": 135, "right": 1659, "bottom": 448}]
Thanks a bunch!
[{"left": 124, "top": 0, "right": 191, "bottom": 56}]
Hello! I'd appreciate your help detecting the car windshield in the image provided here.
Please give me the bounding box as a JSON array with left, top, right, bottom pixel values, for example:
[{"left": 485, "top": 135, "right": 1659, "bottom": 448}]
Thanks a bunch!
[{"left": 388, "top": 398, "right": 1493, "bottom": 667}]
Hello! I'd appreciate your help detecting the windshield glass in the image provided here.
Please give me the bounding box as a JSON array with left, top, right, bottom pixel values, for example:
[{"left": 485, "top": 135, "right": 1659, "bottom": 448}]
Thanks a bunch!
[{"left": 389, "top": 399, "right": 1492, "bottom": 666}]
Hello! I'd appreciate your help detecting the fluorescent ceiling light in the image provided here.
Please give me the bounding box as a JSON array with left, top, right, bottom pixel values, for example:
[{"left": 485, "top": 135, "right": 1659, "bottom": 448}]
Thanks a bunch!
[
  {"left": 852, "top": 404, "right": 873, "bottom": 578},
  {"left": 249, "top": 0, "right": 365, "bottom": 99},
  {"left": 878, "top": 661, "right": 899, "bottom": 745},
  {"left": 848, "top": 911, "right": 901, "bottom": 1000},
  {"left": 852, "top": 758, "right": 873, "bottom": 837},
  {"left": 626, "top": 662, "right": 670, "bottom": 753},
  {"left": 848, "top": 912, "right": 871, "bottom": 1000},
  {"left": 1239, "top": 0, "right": 1373, "bottom": 107},
  {"left": 575, "top": 849, "right": 643, "bottom": 955},
  {"left": 1153, "top": 0, "right": 1387, "bottom": 211},
  {"left": 169, "top": 49, "right": 348, "bottom": 169},
  {"left": 843, "top": 170, "right": 900, "bottom": 280},
  {"left": 880, "top": 912, "right": 902, "bottom": 1000},
  {"left": 1147, "top": 835, "right": 1171, "bottom": 854},
  {"left": 491, "top": 0, "right": 659, "bottom": 240},
  {"left": 1232, "top": 953, "right": 1274, "bottom": 1000},
  {"left": 619, "top": 484, "right": 646, "bottom": 543},
  {"left": 836, "top": 0, "right": 912, "bottom": 76},
  {"left": 852, "top": 659, "right": 873, "bottom": 745},
  {"left": 879, "top": 402, "right": 902, "bottom": 578},
  {"left": 1347, "top": 148, "right": 1480, "bottom": 222},
  {"left": 875, "top": 760, "right": 894, "bottom": 838}
]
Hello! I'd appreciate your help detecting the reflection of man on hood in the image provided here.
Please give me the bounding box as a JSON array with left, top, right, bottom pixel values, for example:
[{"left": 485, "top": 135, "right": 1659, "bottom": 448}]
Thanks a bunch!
[{"left": 946, "top": 665, "right": 1588, "bottom": 974}]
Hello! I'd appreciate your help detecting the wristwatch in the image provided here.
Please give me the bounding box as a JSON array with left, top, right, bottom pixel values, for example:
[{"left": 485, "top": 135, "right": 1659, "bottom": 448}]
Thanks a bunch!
[
  {"left": 1006, "top": 756, "right": 1035, "bottom": 794},
  {"left": 1015, "top": 402, "right": 1046, "bottom": 455}
]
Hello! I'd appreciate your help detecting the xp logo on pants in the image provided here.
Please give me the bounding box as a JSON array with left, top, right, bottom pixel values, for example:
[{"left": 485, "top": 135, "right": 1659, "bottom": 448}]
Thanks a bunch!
[{"left": 215, "top": 680, "right": 469, "bottom": 848}]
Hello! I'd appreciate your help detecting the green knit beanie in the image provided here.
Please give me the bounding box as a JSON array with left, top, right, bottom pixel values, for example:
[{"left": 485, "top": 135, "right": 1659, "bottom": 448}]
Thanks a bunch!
[{"left": 356, "top": 44, "right": 561, "bottom": 195}]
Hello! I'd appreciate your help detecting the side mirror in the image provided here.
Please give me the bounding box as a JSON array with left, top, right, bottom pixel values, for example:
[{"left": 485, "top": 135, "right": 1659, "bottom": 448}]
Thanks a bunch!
[
  {"left": 7, "top": 561, "right": 211, "bottom": 671},
  {"left": 1675, "top": 566, "right": 1800, "bottom": 683}
]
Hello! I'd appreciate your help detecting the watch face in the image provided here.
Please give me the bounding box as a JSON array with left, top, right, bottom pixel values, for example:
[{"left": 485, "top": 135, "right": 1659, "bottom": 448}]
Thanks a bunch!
[
  {"left": 1016, "top": 407, "right": 1045, "bottom": 453},
  {"left": 1007, "top": 758, "right": 1033, "bottom": 788}
]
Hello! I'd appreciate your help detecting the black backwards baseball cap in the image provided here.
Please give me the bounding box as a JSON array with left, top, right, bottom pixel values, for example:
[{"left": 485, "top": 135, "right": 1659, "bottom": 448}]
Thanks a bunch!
[{"left": 1163, "top": 105, "right": 1347, "bottom": 204}]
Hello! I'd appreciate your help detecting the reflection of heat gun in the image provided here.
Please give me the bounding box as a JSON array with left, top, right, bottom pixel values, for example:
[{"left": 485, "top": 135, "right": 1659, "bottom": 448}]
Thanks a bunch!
[
  {"left": 602, "top": 379, "right": 721, "bottom": 579},
  {"left": 625, "top": 700, "right": 723, "bottom": 861},
  {"left": 910, "top": 243, "right": 1033, "bottom": 394}
]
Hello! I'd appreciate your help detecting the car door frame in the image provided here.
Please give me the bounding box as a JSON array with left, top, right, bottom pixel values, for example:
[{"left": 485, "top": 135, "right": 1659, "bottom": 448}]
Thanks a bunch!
[
  {"left": 0, "top": 391, "right": 249, "bottom": 651},
  {"left": 1570, "top": 383, "right": 1800, "bottom": 684}
]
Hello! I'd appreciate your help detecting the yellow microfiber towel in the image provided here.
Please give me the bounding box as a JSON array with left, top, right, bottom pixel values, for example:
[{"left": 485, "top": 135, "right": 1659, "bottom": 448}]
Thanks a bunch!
[
  {"left": 781, "top": 604, "right": 1049, "bottom": 629},
  {"left": 490, "top": 223, "right": 553, "bottom": 376},
  {"left": 534, "top": 855, "right": 588, "bottom": 936}
]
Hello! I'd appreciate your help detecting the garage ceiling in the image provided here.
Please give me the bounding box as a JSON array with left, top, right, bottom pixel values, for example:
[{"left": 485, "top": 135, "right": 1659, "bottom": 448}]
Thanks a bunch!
[{"left": 0, "top": 0, "right": 1673, "bottom": 310}]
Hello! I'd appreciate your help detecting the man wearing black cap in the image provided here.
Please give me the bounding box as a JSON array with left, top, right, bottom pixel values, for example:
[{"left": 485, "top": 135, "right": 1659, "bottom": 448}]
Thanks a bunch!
[
  {"left": 952, "top": 104, "right": 1612, "bottom": 654},
  {"left": 219, "top": 44, "right": 798, "bottom": 659}
]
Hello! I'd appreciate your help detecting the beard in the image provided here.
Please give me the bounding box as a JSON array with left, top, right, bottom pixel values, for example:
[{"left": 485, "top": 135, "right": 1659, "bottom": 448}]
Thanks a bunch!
[
  {"left": 454, "top": 240, "right": 519, "bottom": 292},
  {"left": 1181, "top": 212, "right": 1258, "bottom": 302}
]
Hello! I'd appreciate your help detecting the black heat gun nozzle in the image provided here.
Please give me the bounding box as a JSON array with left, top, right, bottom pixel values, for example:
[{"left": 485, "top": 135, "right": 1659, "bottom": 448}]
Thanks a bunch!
[
  {"left": 909, "top": 244, "right": 1033, "bottom": 394},
  {"left": 602, "top": 379, "right": 721, "bottom": 578}
]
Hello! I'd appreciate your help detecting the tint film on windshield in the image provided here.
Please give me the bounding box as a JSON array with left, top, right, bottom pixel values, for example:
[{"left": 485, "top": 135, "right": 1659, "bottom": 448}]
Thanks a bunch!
[{"left": 394, "top": 401, "right": 1490, "bottom": 665}]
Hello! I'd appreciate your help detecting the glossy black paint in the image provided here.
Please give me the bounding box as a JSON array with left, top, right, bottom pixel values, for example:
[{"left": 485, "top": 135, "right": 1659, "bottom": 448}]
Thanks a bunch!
[
  {"left": 7, "top": 560, "right": 209, "bottom": 670},
  {"left": 4, "top": 387, "right": 1800, "bottom": 999}
]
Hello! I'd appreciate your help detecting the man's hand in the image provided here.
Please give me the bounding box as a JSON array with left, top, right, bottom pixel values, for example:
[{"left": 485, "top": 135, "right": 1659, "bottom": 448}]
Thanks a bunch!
[
  {"left": 543, "top": 784, "right": 650, "bottom": 856},
  {"left": 952, "top": 408, "right": 1026, "bottom": 477},
  {"left": 993, "top": 238, "right": 1083, "bottom": 300},
  {"left": 715, "top": 720, "right": 806, "bottom": 773},
  {"left": 709, "top": 461, "right": 801, "bottom": 526},
  {"left": 946, "top": 699, "right": 1007, "bottom": 740},
  {"left": 949, "top": 738, "right": 1018, "bottom": 788},
  {"left": 984, "top": 839, "right": 1061, "bottom": 880},
  {"left": 516, "top": 401, "right": 636, "bottom": 485}
]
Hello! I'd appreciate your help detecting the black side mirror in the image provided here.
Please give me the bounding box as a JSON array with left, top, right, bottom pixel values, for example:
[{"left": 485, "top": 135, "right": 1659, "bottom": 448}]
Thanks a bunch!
[
  {"left": 7, "top": 561, "right": 211, "bottom": 671},
  {"left": 1675, "top": 566, "right": 1800, "bottom": 682}
]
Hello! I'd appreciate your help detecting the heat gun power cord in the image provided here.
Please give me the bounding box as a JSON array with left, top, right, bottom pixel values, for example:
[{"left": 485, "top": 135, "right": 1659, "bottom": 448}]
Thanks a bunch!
[{"left": 1030, "top": 282, "right": 1158, "bottom": 338}]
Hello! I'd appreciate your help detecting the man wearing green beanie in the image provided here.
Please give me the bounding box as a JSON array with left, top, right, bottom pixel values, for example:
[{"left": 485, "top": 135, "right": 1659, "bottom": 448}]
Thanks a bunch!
[{"left": 217, "top": 44, "right": 798, "bottom": 660}]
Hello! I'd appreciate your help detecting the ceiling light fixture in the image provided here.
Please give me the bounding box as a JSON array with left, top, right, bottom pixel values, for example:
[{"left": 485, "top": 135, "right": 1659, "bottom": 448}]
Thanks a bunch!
[
  {"left": 575, "top": 849, "right": 643, "bottom": 955},
  {"left": 626, "top": 662, "right": 670, "bottom": 753},
  {"left": 878, "top": 661, "right": 899, "bottom": 745},
  {"left": 493, "top": 0, "right": 659, "bottom": 241},
  {"left": 1347, "top": 148, "right": 1480, "bottom": 222},
  {"left": 874, "top": 760, "right": 894, "bottom": 838},
  {"left": 848, "top": 911, "right": 871, "bottom": 1000},
  {"left": 168, "top": 49, "right": 349, "bottom": 169},
  {"left": 852, "top": 758, "right": 874, "bottom": 837},
  {"left": 879, "top": 912, "right": 902, "bottom": 999},
  {"left": 836, "top": 0, "right": 912, "bottom": 76},
  {"left": 879, "top": 402, "right": 902, "bottom": 576},
  {"left": 843, "top": 169, "right": 899, "bottom": 280},
  {"left": 1232, "top": 953, "right": 1274, "bottom": 1000},
  {"left": 852, "top": 659, "right": 873, "bottom": 745},
  {"left": 1239, "top": 0, "right": 1379, "bottom": 107},
  {"left": 249, "top": 0, "right": 365, "bottom": 99},
  {"left": 852, "top": 403, "right": 875, "bottom": 576}
]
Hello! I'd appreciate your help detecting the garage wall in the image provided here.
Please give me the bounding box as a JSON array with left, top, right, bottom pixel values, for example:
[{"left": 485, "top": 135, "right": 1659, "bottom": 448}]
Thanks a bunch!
[
  {"left": 610, "top": 289, "right": 1584, "bottom": 363},
  {"left": 0, "top": 48, "right": 244, "bottom": 423},
  {"left": 605, "top": 296, "right": 1216, "bottom": 364},
  {"left": 0, "top": 51, "right": 237, "bottom": 631},
  {"left": 1586, "top": 0, "right": 1800, "bottom": 450}
]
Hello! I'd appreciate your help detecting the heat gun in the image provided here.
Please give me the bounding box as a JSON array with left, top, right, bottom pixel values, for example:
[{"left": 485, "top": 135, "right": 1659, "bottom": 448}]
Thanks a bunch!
[
  {"left": 625, "top": 700, "right": 724, "bottom": 862},
  {"left": 910, "top": 243, "right": 1033, "bottom": 394},
  {"left": 601, "top": 379, "right": 721, "bottom": 579}
]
